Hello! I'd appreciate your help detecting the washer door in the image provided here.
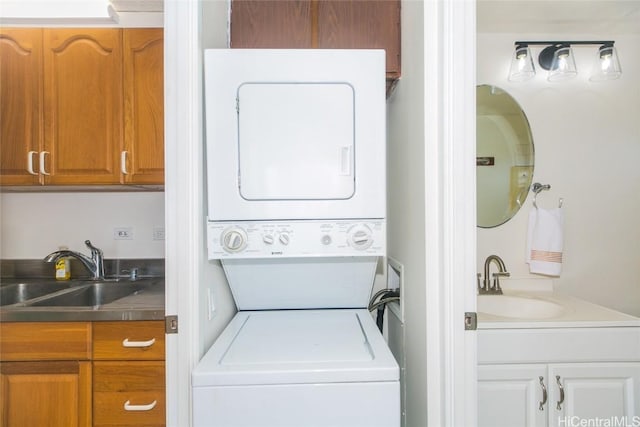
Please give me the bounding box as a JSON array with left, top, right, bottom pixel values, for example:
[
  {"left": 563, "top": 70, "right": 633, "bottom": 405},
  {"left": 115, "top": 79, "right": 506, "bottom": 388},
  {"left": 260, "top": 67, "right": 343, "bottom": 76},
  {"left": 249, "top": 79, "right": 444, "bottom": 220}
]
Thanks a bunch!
[{"left": 238, "top": 82, "right": 355, "bottom": 201}]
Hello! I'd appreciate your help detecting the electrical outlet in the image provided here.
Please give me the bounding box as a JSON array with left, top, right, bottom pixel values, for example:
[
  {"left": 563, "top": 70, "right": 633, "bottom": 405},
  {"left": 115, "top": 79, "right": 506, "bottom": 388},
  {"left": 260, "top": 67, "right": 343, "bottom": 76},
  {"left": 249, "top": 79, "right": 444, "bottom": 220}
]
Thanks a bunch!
[
  {"left": 153, "top": 227, "right": 165, "bottom": 241},
  {"left": 113, "top": 227, "right": 133, "bottom": 240}
]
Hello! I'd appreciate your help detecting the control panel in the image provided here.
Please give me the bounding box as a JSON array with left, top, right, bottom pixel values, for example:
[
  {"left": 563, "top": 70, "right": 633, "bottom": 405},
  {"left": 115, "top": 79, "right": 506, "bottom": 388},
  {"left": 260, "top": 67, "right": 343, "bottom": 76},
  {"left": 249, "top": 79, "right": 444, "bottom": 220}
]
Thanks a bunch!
[{"left": 207, "top": 220, "right": 385, "bottom": 259}]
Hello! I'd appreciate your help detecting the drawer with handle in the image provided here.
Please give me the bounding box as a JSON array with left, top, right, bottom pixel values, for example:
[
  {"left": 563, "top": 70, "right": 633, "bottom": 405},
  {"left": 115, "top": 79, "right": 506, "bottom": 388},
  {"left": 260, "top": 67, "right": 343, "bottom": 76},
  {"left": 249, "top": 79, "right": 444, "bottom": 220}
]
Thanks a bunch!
[
  {"left": 93, "top": 361, "right": 165, "bottom": 426},
  {"left": 93, "top": 321, "right": 165, "bottom": 360}
]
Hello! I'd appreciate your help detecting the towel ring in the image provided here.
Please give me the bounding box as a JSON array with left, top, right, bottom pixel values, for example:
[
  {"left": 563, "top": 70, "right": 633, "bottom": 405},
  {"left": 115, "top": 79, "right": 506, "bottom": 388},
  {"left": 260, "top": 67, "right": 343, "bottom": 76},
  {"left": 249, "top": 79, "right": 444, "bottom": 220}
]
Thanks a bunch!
[{"left": 531, "top": 182, "right": 563, "bottom": 208}]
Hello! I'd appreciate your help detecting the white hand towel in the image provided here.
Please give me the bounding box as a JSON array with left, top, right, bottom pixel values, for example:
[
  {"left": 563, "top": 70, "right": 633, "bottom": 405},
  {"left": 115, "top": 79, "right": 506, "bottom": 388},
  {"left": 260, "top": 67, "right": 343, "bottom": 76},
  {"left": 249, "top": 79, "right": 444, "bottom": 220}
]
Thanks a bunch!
[{"left": 526, "top": 207, "right": 564, "bottom": 276}]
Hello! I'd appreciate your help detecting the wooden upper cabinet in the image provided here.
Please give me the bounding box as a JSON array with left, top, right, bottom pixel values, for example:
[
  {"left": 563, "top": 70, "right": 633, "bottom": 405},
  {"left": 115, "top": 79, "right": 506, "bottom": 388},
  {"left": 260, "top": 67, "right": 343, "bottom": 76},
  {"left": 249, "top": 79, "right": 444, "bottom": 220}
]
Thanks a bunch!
[
  {"left": 317, "top": 1, "right": 400, "bottom": 78},
  {"left": 230, "top": 1, "right": 313, "bottom": 48},
  {"left": 123, "top": 28, "right": 164, "bottom": 185},
  {"left": 42, "top": 29, "right": 123, "bottom": 185},
  {"left": 230, "top": 0, "right": 401, "bottom": 81},
  {"left": 0, "top": 29, "right": 43, "bottom": 185}
]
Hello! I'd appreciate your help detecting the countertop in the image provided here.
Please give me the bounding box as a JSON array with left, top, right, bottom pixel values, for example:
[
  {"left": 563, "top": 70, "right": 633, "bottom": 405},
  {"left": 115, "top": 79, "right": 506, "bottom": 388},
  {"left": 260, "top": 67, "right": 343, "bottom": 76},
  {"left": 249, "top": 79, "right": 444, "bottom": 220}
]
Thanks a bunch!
[
  {"left": 478, "top": 278, "right": 640, "bottom": 329},
  {"left": 0, "top": 278, "right": 165, "bottom": 322}
]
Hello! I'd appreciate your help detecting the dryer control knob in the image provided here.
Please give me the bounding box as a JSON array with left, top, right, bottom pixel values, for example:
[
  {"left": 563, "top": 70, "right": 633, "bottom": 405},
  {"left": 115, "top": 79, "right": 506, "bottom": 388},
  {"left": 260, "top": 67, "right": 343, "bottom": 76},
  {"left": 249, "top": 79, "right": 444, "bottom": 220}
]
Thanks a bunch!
[
  {"left": 348, "top": 225, "right": 373, "bottom": 250},
  {"left": 263, "top": 234, "right": 275, "bottom": 245},
  {"left": 278, "top": 233, "right": 290, "bottom": 245},
  {"left": 221, "top": 227, "right": 248, "bottom": 253}
]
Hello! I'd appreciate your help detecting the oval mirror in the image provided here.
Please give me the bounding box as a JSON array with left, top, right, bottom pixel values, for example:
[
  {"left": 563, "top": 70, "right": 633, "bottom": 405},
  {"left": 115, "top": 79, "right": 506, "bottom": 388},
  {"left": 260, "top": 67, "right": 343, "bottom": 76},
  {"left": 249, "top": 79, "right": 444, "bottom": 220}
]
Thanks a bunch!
[{"left": 477, "top": 85, "right": 534, "bottom": 228}]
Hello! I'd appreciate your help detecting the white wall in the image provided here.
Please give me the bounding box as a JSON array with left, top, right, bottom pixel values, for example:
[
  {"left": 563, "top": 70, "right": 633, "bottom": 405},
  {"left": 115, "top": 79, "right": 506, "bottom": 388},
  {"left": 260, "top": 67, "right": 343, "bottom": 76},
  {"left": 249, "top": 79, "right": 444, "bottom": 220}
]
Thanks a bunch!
[
  {"left": 477, "top": 33, "right": 640, "bottom": 316},
  {"left": 387, "top": 0, "right": 427, "bottom": 425},
  {"left": 197, "top": 0, "right": 237, "bottom": 357},
  {"left": 0, "top": 192, "right": 165, "bottom": 259}
]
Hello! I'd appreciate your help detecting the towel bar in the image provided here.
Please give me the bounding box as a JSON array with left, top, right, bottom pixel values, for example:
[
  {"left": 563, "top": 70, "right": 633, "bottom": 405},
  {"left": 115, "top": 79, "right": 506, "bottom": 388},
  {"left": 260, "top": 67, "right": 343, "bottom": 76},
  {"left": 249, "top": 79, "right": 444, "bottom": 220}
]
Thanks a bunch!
[{"left": 531, "top": 182, "right": 563, "bottom": 208}]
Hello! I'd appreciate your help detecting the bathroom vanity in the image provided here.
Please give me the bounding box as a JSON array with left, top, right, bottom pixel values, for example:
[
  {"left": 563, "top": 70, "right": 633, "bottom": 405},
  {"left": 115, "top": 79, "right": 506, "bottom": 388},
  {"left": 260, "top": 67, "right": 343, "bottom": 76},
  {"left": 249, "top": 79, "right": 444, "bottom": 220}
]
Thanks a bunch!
[{"left": 477, "top": 282, "right": 640, "bottom": 427}]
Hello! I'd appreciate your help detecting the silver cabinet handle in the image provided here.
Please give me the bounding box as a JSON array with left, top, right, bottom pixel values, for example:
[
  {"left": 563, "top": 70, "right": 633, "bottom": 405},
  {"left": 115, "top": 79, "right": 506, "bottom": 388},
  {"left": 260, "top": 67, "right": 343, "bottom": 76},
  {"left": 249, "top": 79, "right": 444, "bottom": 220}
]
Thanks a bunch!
[
  {"left": 121, "top": 151, "right": 129, "bottom": 175},
  {"left": 39, "top": 151, "right": 50, "bottom": 175},
  {"left": 27, "top": 151, "right": 39, "bottom": 175},
  {"left": 124, "top": 400, "right": 157, "bottom": 411},
  {"left": 122, "top": 337, "right": 156, "bottom": 348},
  {"left": 556, "top": 375, "right": 565, "bottom": 410},
  {"left": 538, "top": 376, "right": 547, "bottom": 411}
]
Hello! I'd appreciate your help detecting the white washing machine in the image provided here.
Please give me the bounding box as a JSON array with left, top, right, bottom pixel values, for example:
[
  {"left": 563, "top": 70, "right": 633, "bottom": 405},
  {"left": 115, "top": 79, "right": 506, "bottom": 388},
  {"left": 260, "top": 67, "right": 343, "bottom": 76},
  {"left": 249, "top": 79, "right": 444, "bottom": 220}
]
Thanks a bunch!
[
  {"left": 194, "top": 49, "right": 398, "bottom": 426},
  {"left": 192, "top": 308, "right": 399, "bottom": 427}
]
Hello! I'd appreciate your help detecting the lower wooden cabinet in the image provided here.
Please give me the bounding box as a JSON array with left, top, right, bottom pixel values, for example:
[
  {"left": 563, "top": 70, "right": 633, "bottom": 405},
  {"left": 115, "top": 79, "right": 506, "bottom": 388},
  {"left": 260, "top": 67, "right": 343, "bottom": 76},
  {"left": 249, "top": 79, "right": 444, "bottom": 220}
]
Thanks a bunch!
[
  {"left": 0, "top": 361, "right": 92, "bottom": 427},
  {"left": 93, "top": 321, "right": 166, "bottom": 427},
  {"left": 0, "top": 321, "right": 93, "bottom": 427},
  {"left": 93, "top": 361, "right": 165, "bottom": 427},
  {"left": 0, "top": 320, "right": 165, "bottom": 427}
]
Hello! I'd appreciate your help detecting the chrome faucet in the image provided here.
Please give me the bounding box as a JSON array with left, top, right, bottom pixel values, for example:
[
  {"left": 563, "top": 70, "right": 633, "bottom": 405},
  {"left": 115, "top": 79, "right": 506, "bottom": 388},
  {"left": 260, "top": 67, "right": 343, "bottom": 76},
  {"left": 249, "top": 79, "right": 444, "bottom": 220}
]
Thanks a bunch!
[
  {"left": 478, "top": 255, "right": 510, "bottom": 295},
  {"left": 44, "top": 240, "right": 105, "bottom": 280}
]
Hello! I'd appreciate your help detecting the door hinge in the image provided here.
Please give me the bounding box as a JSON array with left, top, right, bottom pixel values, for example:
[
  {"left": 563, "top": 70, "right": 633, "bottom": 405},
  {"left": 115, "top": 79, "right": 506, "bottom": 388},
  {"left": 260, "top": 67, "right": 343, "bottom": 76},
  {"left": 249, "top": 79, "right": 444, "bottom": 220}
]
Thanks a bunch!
[
  {"left": 165, "top": 315, "right": 178, "bottom": 334},
  {"left": 464, "top": 312, "right": 477, "bottom": 330}
]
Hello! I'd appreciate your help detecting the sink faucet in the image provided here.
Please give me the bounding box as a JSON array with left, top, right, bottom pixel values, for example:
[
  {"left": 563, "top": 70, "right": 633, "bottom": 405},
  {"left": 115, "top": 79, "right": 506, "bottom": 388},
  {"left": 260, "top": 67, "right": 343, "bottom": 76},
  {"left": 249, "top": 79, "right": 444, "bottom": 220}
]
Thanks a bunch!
[
  {"left": 478, "top": 255, "right": 510, "bottom": 295},
  {"left": 44, "top": 240, "right": 105, "bottom": 280}
]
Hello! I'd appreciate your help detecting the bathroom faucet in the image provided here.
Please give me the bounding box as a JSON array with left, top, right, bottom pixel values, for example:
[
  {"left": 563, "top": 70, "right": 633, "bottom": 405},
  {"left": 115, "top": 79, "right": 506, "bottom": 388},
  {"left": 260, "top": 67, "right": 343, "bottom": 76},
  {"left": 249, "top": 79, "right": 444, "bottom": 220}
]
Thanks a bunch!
[
  {"left": 478, "top": 255, "right": 510, "bottom": 295},
  {"left": 44, "top": 240, "right": 105, "bottom": 280}
]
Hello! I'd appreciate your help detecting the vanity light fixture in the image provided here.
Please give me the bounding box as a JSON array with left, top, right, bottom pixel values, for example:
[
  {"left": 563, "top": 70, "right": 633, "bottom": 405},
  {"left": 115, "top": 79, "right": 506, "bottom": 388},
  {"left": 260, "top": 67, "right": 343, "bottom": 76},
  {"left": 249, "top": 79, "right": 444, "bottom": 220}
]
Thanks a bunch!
[
  {"left": 508, "top": 41, "right": 621, "bottom": 82},
  {"left": 508, "top": 44, "right": 536, "bottom": 82}
]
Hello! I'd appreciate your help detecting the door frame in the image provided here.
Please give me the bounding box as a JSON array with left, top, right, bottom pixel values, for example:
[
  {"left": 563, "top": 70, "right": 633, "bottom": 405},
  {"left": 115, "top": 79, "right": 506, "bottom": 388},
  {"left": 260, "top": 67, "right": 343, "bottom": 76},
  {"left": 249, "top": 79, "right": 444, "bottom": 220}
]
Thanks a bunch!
[
  {"left": 163, "top": 0, "right": 478, "bottom": 425},
  {"left": 423, "top": 0, "right": 477, "bottom": 425}
]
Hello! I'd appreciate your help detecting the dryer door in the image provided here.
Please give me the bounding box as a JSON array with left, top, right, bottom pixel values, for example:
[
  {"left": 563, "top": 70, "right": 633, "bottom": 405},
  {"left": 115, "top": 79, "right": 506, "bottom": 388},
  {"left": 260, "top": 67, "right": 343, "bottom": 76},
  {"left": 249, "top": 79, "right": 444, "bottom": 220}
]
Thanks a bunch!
[
  {"left": 238, "top": 83, "right": 355, "bottom": 201},
  {"left": 204, "top": 49, "right": 386, "bottom": 222}
]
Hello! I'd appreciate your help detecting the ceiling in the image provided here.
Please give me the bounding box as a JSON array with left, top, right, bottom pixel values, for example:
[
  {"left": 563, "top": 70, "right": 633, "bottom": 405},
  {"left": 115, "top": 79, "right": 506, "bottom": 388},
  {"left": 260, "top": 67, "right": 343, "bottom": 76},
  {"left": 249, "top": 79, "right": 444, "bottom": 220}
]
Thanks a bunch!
[
  {"left": 109, "top": 0, "right": 163, "bottom": 12},
  {"left": 477, "top": 0, "right": 640, "bottom": 34},
  {"left": 107, "top": 0, "right": 640, "bottom": 34}
]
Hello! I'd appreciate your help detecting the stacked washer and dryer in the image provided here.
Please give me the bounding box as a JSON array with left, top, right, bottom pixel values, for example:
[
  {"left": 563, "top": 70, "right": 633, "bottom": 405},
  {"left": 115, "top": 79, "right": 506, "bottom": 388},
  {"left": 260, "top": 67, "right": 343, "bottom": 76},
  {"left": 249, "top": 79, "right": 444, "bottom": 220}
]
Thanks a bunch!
[{"left": 192, "top": 49, "right": 400, "bottom": 427}]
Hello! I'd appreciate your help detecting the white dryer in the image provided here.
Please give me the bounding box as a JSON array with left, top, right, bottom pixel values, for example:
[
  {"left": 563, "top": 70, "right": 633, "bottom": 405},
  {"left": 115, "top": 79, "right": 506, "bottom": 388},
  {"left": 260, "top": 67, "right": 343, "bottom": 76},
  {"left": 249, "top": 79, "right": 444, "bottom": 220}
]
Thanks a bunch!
[
  {"left": 194, "top": 49, "right": 399, "bottom": 427},
  {"left": 203, "top": 49, "right": 386, "bottom": 225}
]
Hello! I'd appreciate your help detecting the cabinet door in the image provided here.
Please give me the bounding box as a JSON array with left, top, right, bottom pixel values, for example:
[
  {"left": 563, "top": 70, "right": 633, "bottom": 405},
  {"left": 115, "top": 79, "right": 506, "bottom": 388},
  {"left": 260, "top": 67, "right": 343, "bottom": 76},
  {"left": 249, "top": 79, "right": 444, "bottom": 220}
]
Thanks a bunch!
[
  {"left": 548, "top": 363, "right": 640, "bottom": 427},
  {"left": 42, "top": 29, "right": 122, "bottom": 184},
  {"left": 123, "top": 28, "right": 164, "bottom": 184},
  {"left": 230, "top": 0, "right": 313, "bottom": 48},
  {"left": 229, "top": 0, "right": 400, "bottom": 81},
  {"left": 317, "top": 0, "right": 400, "bottom": 79},
  {"left": 0, "top": 28, "right": 42, "bottom": 185},
  {"left": 0, "top": 361, "right": 91, "bottom": 427},
  {"left": 478, "top": 364, "right": 547, "bottom": 427}
]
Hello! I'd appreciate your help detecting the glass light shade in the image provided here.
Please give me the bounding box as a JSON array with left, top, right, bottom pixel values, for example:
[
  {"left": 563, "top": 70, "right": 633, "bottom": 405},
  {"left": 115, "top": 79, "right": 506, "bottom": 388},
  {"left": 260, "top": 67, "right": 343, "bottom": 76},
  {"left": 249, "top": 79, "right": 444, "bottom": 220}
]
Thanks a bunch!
[
  {"left": 508, "top": 45, "right": 536, "bottom": 82},
  {"left": 547, "top": 46, "right": 577, "bottom": 81},
  {"left": 590, "top": 45, "right": 622, "bottom": 81}
]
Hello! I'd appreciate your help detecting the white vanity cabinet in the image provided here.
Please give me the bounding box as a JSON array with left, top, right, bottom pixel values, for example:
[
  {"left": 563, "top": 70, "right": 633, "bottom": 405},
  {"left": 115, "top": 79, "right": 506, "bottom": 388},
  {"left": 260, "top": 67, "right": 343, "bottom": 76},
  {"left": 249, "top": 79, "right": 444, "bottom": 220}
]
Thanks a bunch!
[
  {"left": 479, "top": 362, "right": 640, "bottom": 427},
  {"left": 478, "top": 325, "right": 640, "bottom": 427},
  {"left": 478, "top": 364, "right": 547, "bottom": 427}
]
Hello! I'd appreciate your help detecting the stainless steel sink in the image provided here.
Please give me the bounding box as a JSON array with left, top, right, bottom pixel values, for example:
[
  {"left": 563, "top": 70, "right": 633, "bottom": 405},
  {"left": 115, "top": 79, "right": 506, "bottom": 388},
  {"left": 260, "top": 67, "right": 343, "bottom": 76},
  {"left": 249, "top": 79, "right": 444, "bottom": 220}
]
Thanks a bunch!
[
  {"left": 28, "top": 282, "right": 144, "bottom": 307},
  {"left": 0, "top": 281, "right": 73, "bottom": 306}
]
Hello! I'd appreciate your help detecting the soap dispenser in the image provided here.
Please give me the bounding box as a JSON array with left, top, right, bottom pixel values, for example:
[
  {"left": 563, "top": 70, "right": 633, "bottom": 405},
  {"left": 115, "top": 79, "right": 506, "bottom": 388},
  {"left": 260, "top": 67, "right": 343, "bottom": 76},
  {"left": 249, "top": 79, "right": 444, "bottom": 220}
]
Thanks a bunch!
[{"left": 55, "top": 246, "right": 71, "bottom": 280}]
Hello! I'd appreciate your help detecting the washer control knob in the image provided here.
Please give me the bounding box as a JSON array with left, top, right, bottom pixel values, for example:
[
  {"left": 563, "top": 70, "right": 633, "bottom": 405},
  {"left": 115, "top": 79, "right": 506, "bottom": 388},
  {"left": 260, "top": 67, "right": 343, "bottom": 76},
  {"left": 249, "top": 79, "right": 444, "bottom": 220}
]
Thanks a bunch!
[
  {"left": 321, "top": 235, "right": 332, "bottom": 245},
  {"left": 263, "top": 234, "right": 274, "bottom": 245},
  {"left": 348, "top": 225, "right": 374, "bottom": 250},
  {"left": 221, "top": 227, "right": 248, "bottom": 253},
  {"left": 279, "top": 233, "right": 290, "bottom": 245}
]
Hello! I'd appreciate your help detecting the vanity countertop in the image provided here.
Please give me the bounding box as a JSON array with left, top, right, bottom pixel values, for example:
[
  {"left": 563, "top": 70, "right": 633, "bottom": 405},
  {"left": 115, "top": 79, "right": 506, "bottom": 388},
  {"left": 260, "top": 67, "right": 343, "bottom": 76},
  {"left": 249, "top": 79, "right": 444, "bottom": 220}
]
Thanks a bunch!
[{"left": 478, "top": 279, "right": 640, "bottom": 329}]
